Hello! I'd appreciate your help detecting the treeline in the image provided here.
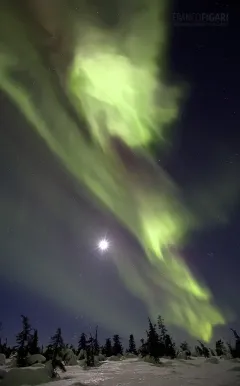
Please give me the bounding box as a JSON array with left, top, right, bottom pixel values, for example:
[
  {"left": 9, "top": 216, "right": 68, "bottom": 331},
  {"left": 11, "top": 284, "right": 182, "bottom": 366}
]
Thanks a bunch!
[{"left": 0, "top": 315, "right": 240, "bottom": 368}]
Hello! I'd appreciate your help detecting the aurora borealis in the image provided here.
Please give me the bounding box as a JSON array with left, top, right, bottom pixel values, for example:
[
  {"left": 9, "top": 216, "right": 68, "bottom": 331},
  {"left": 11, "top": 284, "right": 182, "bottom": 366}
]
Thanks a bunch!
[{"left": 0, "top": 0, "right": 239, "bottom": 344}]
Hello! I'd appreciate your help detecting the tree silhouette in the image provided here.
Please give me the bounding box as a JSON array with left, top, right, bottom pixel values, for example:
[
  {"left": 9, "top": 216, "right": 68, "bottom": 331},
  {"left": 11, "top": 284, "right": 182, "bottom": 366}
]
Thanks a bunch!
[
  {"left": 210, "top": 348, "right": 216, "bottom": 356},
  {"left": 112, "top": 334, "right": 123, "bottom": 356},
  {"left": 230, "top": 328, "right": 240, "bottom": 358},
  {"left": 164, "top": 333, "right": 176, "bottom": 358},
  {"left": 128, "top": 334, "right": 137, "bottom": 354},
  {"left": 197, "top": 341, "right": 209, "bottom": 358},
  {"left": 195, "top": 345, "right": 203, "bottom": 356},
  {"left": 85, "top": 334, "right": 95, "bottom": 366},
  {"left": 146, "top": 318, "right": 160, "bottom": 360},
  {"left": 16, "top": 315, "right": 32, "bottom": 366},
  {"left": 49, "top": 328, "right": 64, "bottom": 360},
  {"left": 180, "top": 341, "right": 191, "bottom": 356},
  {"left": 104, "top": 338, "right": 113, "bottom": 357},
  {"left": 226, "top": 342, "right": 235, "bottom": 358},
  {"left": 139, "top": 338, "right": 148, "bottom": 357},
  {"left": 78, "top": 333, "right": 87, "bottom": 354},
  {"left": 157, "top": 316, "right": 167, "bottom": 339},
  {"left": 215, "top": 339, "right": 225, "bottom": 356},
  {"left": 29, "top": 329, "right": 40, "bottom": 355},
  {"left": 94, "top": 326, "right": 100, "bottom": 356},
  {"left": 157, "top": 315, "right": 167, "bottom": 357}
]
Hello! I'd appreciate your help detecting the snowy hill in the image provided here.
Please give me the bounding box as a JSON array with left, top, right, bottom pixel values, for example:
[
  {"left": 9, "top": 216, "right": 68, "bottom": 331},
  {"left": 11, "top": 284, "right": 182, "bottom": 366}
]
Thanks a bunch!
[{"left": 3, "top": 357, "right": 237, "bottom": 386}]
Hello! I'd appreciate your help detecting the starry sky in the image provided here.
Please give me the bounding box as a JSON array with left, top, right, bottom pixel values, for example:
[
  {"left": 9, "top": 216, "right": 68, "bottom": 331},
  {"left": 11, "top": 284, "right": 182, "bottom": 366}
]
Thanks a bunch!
[{"left": 0, "top": 0, "right": 239, "bottom": 347}]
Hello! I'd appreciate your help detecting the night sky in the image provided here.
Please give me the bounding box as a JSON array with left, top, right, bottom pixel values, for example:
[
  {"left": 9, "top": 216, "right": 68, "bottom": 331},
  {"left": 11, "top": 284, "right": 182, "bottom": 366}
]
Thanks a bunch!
[{"left": 0, "top": 0, "right": 239, "bottom": 347}]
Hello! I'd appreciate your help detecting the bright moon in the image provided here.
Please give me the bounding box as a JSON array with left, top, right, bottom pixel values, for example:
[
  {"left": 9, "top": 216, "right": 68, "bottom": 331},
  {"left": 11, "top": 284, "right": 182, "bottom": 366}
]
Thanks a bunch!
[{"left": 98, "top": 239, "right": 109, "bottom": 251}]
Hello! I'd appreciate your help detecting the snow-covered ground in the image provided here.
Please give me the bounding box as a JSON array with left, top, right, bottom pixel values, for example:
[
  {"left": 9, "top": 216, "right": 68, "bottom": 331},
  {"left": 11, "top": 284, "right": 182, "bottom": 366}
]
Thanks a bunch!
[
  {"left": 37, "top": 358, "right": 240, "bottom": 386},
  {"left": 1, "top": 357, "right": 240, "bottom": 386}
]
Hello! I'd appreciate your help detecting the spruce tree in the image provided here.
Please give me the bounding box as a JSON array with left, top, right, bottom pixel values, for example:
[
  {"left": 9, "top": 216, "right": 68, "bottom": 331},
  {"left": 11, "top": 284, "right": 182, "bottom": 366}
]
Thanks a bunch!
[
  {"left": 1, "top": 340, "right": 11, "bottom": 358},
  {"left": 157, "top": 315, "right": 167, "bottom": 357},
  {"left": 44, "top": 344, "right": 54, "bottom": 361},
  {"left": 146, "top": 318, "right": 160, "bottom": 360},
  {"left": 215, "top": 339, "right": 225, "bottom": 356},
  {"left": 94, "top": 326, "right": 100, "bottom": 356},
  {"left": 49, "top": 328, "right": 64, "bottom": 360},
  {"left": 164, "top": 334, "right": 176, "bottom": 358},
  {"left": 157, "top": 315, "right": 175, "bottom": 357},
  {"left": 230, "top": 328, "right": 240, "bottom": 358},
  {"left": 180, "top": 341, "right": 191, "bottom": 356},
  {"left": 128, "top": 334, "right": 137, "bottom": 354},
  {"left": 139, "top": 338, "right": 148, "bottom": 357},
  {"left": 210, "top": 348, "right": 216, "bottom": 356},
  {"left": 198, "top": 341, "right": 210, "bottom": 358},
  {"left": 195, "top": 345, "right": 203, "bottom": 356},
  {"left": 85, "top": 334, "right": 95, "bottom": 366},
  {"left": 29, "top": 329, "right": 40, "bottom": 355},
  {"left": 112, "top": 334, "right": 123, "bottom": 356},
  {"left": 104, "top": 338, "right": 113, "bottom": 357},
  {"left": 16, "top": 315, "right": 32, "bottom": 366},
  {"left": 157, "top": 316, "right": 167, "bottom": 339},
  {"left": 226, "top": 342, "right": 235, "bottom": 358},
  {"left": 78, "top": 333, "right": 87, "bottom": 354}
]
